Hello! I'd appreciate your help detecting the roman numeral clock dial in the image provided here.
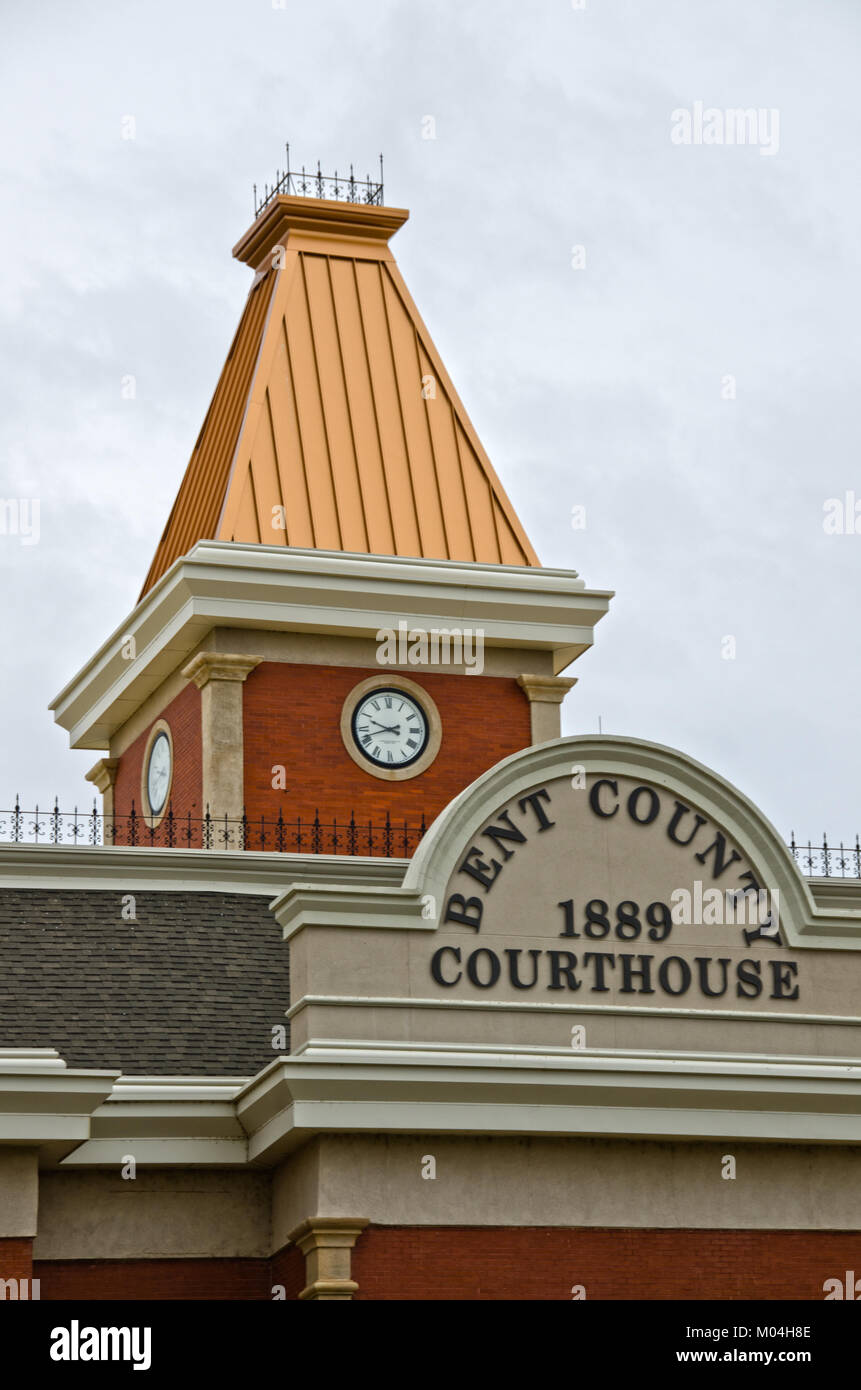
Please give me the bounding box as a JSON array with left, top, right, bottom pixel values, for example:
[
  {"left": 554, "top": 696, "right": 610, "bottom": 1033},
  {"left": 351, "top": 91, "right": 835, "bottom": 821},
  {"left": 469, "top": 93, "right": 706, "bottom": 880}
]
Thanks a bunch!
[
  {"left": 341, "top": 677, "right": 442, "bottom": 782},
  {"left": 352, "top": 689, "right": 428, "bottom": 768}
]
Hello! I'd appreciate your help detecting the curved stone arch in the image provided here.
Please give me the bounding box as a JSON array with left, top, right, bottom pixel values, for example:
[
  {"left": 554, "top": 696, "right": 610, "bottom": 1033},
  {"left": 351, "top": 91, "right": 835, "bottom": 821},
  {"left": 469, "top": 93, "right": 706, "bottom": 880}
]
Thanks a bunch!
[{"left": 405, "top": 734, "right": 861, "bottom": 950}]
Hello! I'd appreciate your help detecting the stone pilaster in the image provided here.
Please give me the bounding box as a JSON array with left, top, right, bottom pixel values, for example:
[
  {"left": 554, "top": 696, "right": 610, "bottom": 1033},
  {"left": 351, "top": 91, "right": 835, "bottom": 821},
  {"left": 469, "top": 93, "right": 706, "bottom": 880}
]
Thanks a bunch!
[
  {"left": 181, "top": 652, "right": 262, "bottom": 825},
  {"left": 516, "top": 673, "right": 577, "bottom": 744},
  {"left": 288, "top": 1217, "right": 370, "bottom": 1301}
]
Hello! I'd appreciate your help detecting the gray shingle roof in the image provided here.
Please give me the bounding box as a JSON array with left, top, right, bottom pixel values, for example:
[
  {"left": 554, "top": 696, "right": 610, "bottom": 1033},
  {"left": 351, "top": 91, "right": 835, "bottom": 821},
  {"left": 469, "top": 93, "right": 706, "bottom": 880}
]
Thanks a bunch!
[{"left": 0, "top": 889, "right": 289, "bottom": 1076}]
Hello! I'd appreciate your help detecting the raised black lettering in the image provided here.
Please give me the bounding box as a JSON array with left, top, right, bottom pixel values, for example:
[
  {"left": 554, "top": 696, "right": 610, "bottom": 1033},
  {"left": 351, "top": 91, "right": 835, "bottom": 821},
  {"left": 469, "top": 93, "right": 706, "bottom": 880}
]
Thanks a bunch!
[
  {"left": 482, "top": 809, "right": 527, "bottom": 861},
  {"left": 431, "top": 946, "right": 462, "bottom": 986},
  {"left": 547, "top": 950, "right": 581, "bottom": 991},
  {"left": 443, "top": 894, "right": 483, "bottom": 929},
  {"left": 583, "top": 952, "right": 616, "bottom": 992},
  {"left": 466, "top": 948, "right": 501, "bottom": 989},
  {"left": 458, "top": 846, "right": 502, "bottom": 891},
  {"left": 517, "top": 789, "right": 555, "bottom": 831},
  {"left": 694, "top": 833, "right": 743, "bottom": 880},
  {"left": 589, "top": 779, "right": 619, "bottom": 819},
  {"left": 627, "top": 785, "right": 660, "bottom": 825},
  {"left": 666, "top": 799, "right": 707, "bottom": 847},
  {"left": 736, "top": 959, "right": 763, "bottom": 999},
  {"left": 619, "top": 954, "right": 655, "bottom": 994},
  {"left": 695, "top": 956, "right": 731, "bottom": 998},
  {"left": 769, "top": 960, "right": 799, "bottom": 1000},
  {"left": 505, "top": 948, "right": 542, "bottom": 990},
  {"left": 658, "top": 956, "right": 691, "bottom": 996}
]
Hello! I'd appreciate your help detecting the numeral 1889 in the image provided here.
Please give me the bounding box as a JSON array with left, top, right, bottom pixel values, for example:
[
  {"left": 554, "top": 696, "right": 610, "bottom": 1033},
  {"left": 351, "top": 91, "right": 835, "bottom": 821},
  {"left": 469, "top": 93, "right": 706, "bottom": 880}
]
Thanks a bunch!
[{"left": 557, "top": 898, "right": 673, "bottom": 941}]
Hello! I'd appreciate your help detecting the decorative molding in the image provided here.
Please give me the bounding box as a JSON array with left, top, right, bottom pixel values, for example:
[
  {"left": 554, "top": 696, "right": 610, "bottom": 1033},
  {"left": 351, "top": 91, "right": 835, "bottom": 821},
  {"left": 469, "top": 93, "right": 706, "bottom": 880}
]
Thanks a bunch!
[
  {"left": 0, "top": 1050, "right": 119, "bottom": 1166},
  {"left": 271, "top": 883, "right": 431, "bottom": 941},
  {"left": 287, "top": 1216, "right": 370, "bottom": 1301},
  {"left": 235, "top": 1047, "right": 861, "bottom": 1160},
  {"left": 339, "top": 673, "right": 442, "bottom": 782},
  {"left": 284, "top": 992, "right": 861, "bottom": 1029},
  {"left": 0, "top": 844, "right": 407, "bottom": 895},
  {"left": 181, "top": 651, "right": 263, "bottom": 689},
  {"left": 516, "top": 674, "right": 577, "bottom": 704},
  {"left": 49, "top": 541, "right": 612, "bottom": 749},
  {"left": 84, "top": 758, "right": 118, "bottom": 794}
]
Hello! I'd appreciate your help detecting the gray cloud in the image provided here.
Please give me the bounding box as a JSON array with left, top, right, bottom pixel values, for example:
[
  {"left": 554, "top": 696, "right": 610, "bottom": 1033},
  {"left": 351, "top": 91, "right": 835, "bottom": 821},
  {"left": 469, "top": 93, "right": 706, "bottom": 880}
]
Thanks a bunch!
[{"left": 0, "top": 0, "right": 858, "bottom": 848}]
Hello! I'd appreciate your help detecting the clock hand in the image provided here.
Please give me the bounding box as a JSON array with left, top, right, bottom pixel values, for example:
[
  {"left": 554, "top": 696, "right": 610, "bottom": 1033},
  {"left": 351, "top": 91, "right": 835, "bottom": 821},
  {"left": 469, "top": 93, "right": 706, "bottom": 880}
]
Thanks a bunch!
[{"left": 364, "top": 720, "right": 401, "bottom": 734}]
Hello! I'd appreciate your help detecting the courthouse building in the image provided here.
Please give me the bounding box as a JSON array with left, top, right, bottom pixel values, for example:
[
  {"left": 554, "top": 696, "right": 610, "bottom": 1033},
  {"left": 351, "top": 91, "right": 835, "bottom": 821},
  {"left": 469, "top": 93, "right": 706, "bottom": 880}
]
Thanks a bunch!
[{"left": 1, "top": 175, "right": 861, "bottom": 1300}]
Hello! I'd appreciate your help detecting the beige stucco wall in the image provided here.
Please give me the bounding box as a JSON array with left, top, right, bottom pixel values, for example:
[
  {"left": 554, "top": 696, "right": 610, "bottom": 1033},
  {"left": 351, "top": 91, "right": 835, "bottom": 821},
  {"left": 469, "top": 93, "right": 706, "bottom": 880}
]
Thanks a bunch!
[
  {"left": 273, "top": 1133, "right": 861, "bottom": 1234},
  {"left": 32, "top": 1170, "right": 271, "bottom": 1260},
  {"left": 0, "top": 1150, "right": 39, "bottom": 1238}
]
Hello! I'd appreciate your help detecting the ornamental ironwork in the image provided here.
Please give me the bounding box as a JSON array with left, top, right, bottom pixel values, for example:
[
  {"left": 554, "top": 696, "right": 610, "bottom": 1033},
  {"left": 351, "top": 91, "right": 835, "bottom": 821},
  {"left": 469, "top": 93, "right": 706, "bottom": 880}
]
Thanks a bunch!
[
  {"left": 253, "top": 144, "right": 384, "bottom": 218},
  {"left": 0, "top": 798, "right": 425, "bottom": 858}
]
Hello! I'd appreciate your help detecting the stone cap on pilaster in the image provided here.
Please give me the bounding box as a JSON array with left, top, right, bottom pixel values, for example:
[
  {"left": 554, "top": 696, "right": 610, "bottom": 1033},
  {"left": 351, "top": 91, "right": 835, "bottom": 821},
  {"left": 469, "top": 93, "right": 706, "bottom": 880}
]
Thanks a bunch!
[
  {"left": 84, "top": 758, "right": 118, "bottom": 793},
  {"left": 517, "top": 674, "right": 577, "bottom": 704},
  {"left": 181, "top": 652, "right": 263, "bottom": 689},
  {"left": 287, "top": 1216, "right": 370, "bottom": 1301}
]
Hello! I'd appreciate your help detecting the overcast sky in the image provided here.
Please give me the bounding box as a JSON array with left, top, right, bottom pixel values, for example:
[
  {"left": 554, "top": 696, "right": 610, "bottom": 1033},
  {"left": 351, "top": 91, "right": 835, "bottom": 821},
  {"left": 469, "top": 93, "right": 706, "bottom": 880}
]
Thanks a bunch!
[{"left": 1, "top": 0, "right": 858, "bottom": 848}]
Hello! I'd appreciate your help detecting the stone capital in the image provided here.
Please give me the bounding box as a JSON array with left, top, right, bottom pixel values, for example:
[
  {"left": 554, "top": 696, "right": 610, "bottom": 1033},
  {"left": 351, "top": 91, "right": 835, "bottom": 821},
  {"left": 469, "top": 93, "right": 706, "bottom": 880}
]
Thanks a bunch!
[
  {"left": 516, "top": 674, "right": 577, "bottom": 705},
  {"left": 84, "top": 758, "right": 119, "bottom": 794},
  {"left": 287, "top": 1216, "right": 370, "bottom": 1301},
  {"left": 181, "top": 652, "right": 263, "bottom": 689},
  {"left": 517, "top": 674, "right": 577, "bottom": 746}
]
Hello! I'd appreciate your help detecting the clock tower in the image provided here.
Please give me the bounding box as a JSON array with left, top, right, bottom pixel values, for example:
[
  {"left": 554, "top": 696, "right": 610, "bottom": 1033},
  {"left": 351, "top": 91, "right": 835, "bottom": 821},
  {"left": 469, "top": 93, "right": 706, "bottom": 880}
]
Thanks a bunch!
[{"left": 51, "top": 179, "right": 612, "bottom": 844}]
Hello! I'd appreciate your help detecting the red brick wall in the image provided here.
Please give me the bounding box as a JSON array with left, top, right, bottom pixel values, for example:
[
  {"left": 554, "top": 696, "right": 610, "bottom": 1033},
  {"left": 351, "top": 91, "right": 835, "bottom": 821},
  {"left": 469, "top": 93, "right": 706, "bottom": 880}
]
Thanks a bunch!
[
  {"left": 34, "top": 1248, "right": 303, "bottom": 1301},
  {"left": 0, "top": 1238, "right": 32, "bottom": 1284},
  {"left": 33, "top": 1228, "right": 861, "bottom": 1300},
  {"left": 351, "top": 1226, "right": 861, "bottom": 1301},
  {"left": 32, "top": 1259, "right": 269, "bottom": 1301},
  {"left": 112, "top": 683, "right": 202, "bottom": 844},
  {"left": 242, "top": 662, "right": 531, "bottom": 829},
  {"left": 270, "top": 1243, "right": 306, "bottom": 1299}
]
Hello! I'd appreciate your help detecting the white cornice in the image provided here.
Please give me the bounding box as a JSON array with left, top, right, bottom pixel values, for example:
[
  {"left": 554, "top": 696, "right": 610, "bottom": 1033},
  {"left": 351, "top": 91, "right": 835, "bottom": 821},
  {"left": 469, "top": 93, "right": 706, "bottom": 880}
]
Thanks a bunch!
[
  {"left": 60, "top": 1074, "right": 250, "bottom": 1168},
  {"left": 234, "top": 1046, "right": 861, "bottom": 1163},
  {"left": 0, "top": 1050, "right": 119, "bottom": 1165},
  {"left": 50, "top": 541, "right": 613, "bottom": 748},
  {"left": 16, "top": 1042, "right": 861, "bottom": 1168},
  {"left": 0, "top": 844, "right": 407, "bottom": 894}
]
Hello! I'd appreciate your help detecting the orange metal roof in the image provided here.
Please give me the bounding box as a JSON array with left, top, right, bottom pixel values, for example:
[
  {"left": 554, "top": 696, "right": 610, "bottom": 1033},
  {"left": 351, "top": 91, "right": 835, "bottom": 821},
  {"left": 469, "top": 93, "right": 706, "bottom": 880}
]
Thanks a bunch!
[{"left": 140, "top": 196, "right": 539, "bottom": 597}]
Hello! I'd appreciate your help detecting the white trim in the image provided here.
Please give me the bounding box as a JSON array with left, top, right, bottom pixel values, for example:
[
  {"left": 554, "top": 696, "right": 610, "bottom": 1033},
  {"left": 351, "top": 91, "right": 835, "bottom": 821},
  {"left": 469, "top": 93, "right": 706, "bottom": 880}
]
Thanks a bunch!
[
  {"left": 234, "top": 1047, "right": 861, "bottom": 1159},
  {"left": 285, "top": 992, "right": 861, "bottom": 1029},
  {"left": 0, "top": 844, "right": 407, "bottom": 894},
  {"left": 49, "top": 541, "right": 612, "bottom": 748}
]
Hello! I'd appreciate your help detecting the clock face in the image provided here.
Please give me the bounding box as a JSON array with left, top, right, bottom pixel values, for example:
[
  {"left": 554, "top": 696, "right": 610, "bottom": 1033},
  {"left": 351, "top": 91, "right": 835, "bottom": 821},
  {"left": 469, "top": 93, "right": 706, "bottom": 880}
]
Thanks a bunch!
[
  {"left": 351, "top": 688, "right": 429, "bottom": 769},
  {"left": 146, "top": 730, "right": 172, "bottom": 815}
]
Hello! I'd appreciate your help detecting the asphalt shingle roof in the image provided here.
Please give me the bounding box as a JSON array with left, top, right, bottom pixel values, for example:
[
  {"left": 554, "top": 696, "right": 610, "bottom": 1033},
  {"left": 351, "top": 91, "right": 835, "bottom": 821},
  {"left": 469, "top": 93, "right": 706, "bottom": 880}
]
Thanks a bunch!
[{"left": 0, "top": 889, "right": 290, "bottom": 1076}]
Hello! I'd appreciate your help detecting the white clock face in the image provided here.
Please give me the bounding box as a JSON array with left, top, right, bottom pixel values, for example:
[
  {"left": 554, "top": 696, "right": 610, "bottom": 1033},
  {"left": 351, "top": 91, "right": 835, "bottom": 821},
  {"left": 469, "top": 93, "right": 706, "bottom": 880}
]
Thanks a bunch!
[
  {"left": 351, "top": 688, "right": 429, "bottom": 769},
  {"left": 146, "top": 731, "right": 172, "bottom": 815}
]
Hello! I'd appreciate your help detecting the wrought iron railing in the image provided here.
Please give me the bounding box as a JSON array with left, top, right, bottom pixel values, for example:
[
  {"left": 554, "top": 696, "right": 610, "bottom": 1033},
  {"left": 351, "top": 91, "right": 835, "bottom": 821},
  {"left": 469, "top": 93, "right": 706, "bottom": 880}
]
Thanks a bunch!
[
  {"left": 1, "top": 801, "right": 858, "bottom": 876},
  {"left": 254, "top": 144, "right": 384, "bottom": 218},
  {"left": 788, "top": 833, "right": 861, "bottom": 879},
  {"left": 0, "top": 799, "right": 426, "bottom": 857}
]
